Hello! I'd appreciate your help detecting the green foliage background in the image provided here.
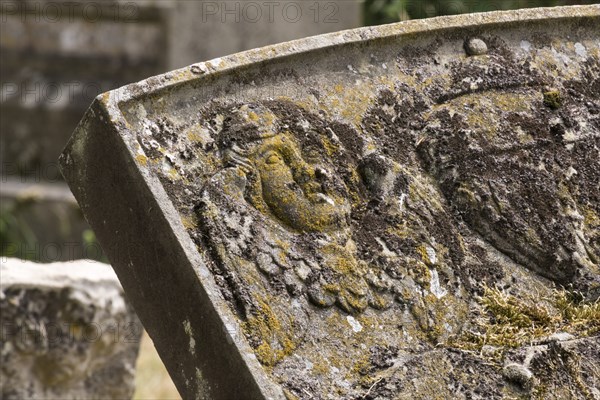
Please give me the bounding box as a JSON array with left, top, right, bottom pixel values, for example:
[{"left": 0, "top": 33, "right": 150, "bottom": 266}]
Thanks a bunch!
[
  {"left": 364, "top": 0, "right": 597, "bottom": 25},
  {"left": 0, "top": 197, "right": 107, "bottom": 263}
]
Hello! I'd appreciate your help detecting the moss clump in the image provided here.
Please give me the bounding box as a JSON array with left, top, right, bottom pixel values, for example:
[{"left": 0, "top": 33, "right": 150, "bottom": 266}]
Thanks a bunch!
[
  {"left": 582, "top": 206, "right": 599, "bottom": 231},
  {"left": 453, "top": 286, "right": 600, "bottom": 352},
  {"left": 543, "top": 90, "right": 562, "bottom": 109},
  {"left": 244, "top": 297, "right": 297, "bottom": 367},
  {"left": 411, "top": 253, "right": 432, "bottom": 289}
]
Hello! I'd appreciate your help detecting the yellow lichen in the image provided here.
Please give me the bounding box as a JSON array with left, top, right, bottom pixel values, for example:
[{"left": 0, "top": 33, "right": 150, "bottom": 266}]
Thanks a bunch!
[
  {"left": 320, "top": 137, "right": 338, "bottom": 157},
  {"left": 416, "top": 244, "right": 435, "bottom": 267},
  {"left": 135, "top": 154, "right": 148, "bottom": 166},
  {"left": 543, "top": 90, "right": 562, "bottom": 109},
  {"left": 582, "top": 206, "right": 599, "bottom": 229},
  {"left": 180, "top": 215, "right": 198, "bottom": 230},
  {"left": 243, "top": 296, "right": 297, "bottom": 367},
  {"left": 312, "top": 357, "right": 330, "bottom": 376}
]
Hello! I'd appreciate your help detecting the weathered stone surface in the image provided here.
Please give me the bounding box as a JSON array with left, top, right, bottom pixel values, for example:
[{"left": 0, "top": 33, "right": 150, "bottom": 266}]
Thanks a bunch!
[
  {"left": 0, "top": 258, "right": 142, "bottom": 399},
  {"left": 60, "top": 6, "right": 600, "bottom": 399}
]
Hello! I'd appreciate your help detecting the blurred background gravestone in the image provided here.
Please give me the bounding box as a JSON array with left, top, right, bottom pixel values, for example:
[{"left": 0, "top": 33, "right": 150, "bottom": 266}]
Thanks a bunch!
[{"left": 0, "top": 258, "right": 142, "bottom": 399}]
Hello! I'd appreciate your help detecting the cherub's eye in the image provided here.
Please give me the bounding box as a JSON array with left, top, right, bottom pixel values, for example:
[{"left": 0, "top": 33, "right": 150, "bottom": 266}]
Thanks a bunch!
[{"left": 265, "top": 153, "right": 282, "bottom": 165}]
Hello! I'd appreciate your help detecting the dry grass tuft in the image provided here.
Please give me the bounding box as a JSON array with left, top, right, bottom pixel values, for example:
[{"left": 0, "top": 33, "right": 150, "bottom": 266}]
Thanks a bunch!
[{"left": 452, "top": 286, "right": 600, "bottom": 352}]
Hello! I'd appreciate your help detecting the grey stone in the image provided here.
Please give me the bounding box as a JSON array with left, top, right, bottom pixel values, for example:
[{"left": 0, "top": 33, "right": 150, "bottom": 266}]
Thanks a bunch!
[
  {"left": 503, "top": 363, "right": 534, "bottom": 389},
  {"left": 59, "top": 5, "right": 600, "bottom": 399},
  {"left": 465, "top": 37, "right": 488, "bottom": 55},
  {"left": 0, "top": 258, "right": 142, "bottom": 399},
  {"left": 547, "top": 331, "right": 575, "bottom": 342}
]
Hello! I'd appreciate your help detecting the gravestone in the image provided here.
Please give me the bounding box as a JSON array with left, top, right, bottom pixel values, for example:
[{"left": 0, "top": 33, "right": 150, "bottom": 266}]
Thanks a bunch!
[
  {"left": 0, "top": 258, "right": 143, "bottom": 399},
  {"left": 60, "top": 6, "right": 600, "bottom": 399}
]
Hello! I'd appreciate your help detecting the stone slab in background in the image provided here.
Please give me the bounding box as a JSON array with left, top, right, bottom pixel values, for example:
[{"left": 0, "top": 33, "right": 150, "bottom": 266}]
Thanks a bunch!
[
  {"left": 0, "top": 258, "right": 143, "bottom": 399},
  {"left": 167, "top": 1, "right": 363, "bottom": 69},
  {"left": 60, "top": 6, "right": 600, "bottom": 399},
  {"left": 0, "top": 0, "right": 170, "bottom": 179}
]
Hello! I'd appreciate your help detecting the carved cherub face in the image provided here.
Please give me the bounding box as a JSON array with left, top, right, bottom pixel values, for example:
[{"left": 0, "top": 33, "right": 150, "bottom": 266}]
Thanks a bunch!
[
  {"left": 252, "top": 133, "right": 346, "bottom": 233},
  {"left": 217, "top": 104, "right": 348, "bottom": 233}
]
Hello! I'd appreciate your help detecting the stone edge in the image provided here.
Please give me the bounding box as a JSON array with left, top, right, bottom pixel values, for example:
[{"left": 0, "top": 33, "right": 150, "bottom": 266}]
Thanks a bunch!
[{"left": 106, "top": 5, "right": 599, "bottom": 107}]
